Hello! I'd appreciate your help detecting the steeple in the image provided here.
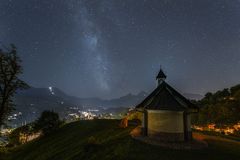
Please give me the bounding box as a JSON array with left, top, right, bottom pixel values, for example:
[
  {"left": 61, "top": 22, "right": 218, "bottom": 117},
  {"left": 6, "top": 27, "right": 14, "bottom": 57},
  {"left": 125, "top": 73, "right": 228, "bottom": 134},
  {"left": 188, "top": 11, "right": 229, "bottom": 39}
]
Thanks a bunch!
[{"left": 156, "top": 67, "right": 166, "bottom": 86}]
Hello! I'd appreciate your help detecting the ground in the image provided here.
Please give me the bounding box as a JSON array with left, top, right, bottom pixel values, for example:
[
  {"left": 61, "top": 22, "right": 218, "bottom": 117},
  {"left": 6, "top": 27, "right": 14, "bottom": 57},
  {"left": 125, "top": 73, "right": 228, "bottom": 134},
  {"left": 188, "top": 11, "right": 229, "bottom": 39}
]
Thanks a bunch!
[{"left": 0, "top": 119, "right": 240, "bottom": 160}]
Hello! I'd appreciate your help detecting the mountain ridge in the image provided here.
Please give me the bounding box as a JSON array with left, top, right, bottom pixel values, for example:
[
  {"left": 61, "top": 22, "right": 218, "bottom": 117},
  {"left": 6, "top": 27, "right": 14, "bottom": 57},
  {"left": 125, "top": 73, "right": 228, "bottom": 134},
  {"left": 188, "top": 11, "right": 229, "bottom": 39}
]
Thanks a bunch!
[{"left": 11, "top": 86, "right": 202, "bottom": 126}]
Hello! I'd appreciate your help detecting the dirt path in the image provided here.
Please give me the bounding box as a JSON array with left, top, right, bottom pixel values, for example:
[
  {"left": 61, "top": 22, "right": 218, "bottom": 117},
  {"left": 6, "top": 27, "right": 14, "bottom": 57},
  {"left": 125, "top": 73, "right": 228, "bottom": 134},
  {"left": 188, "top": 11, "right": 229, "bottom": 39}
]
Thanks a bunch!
[{"left": 193, "top": 132, "right": 240, "bottom": 145}]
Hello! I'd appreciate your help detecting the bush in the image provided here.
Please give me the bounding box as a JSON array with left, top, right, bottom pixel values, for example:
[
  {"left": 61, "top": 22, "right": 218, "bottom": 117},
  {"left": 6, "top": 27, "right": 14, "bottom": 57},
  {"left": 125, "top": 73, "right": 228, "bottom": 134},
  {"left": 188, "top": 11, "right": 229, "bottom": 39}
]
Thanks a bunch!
[
  {"left": 233, "top": 129, "right": 240, "bottom": 137},
  {"left": 8, "top": 124, "right": 34, "bottom": 146},
  {"left": 34, "top": 110, "right": 63, "bottom": 135},
  {"left": 127, "top": 111, "right": 142, "bottom": 122}
]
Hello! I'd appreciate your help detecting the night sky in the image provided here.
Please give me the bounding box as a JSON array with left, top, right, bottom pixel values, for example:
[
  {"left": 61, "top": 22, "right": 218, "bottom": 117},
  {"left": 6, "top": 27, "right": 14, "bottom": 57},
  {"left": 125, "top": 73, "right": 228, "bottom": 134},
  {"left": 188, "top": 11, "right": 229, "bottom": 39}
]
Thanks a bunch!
[{"left": 1, "top": 0, "right": 240, "bottom": 99}]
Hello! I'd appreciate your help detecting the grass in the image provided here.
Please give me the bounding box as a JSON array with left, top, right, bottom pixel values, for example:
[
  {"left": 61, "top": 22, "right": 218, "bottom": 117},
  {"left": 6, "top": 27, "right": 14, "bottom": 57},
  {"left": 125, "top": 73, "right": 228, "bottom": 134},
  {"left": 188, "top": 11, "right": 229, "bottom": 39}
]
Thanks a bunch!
[{"left": 0, "top": 119, "right": 240, "bottom": 160}]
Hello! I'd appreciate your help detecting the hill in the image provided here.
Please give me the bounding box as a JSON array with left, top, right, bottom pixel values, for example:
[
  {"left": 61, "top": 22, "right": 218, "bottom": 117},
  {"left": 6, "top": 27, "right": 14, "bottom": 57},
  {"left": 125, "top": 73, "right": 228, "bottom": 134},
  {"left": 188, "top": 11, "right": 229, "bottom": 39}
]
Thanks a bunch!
[
  {"left": 10, "top": 87, "right": 148, "bottom": 126},
  {"left": 15, "top": 87, "right": 149, "bottom": 110},
  {"left": 13, "top": 87, "right": 78, "bottom": 125},
  {"left": 182, "top": 93, "right": 203, "bottom": 100},
  {"left": 12, "top": 86, "right": 202, "bottom": 127},
  {"left": 1, "top": 120, "right": 240, "bottom": 160},
  {"left": 193, "top": 84, "right": 240, "bottom": 126}
]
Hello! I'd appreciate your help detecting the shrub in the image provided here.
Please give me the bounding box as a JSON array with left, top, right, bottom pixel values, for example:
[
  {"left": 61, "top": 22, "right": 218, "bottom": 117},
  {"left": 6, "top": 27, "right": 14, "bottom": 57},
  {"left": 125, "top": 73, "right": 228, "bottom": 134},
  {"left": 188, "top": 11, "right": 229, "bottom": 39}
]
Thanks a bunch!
[
  {"left": 34, "top": 110, "right": 63, "bottom": 135},
  {"left": 233, "top": 129, "right": 240, "bottom": 137},
  {"left": 128, "top": 111, "right": 142, "bottom": 122},
  {"left": 8, "top": 124, "right": 34, "bottom": 146}
]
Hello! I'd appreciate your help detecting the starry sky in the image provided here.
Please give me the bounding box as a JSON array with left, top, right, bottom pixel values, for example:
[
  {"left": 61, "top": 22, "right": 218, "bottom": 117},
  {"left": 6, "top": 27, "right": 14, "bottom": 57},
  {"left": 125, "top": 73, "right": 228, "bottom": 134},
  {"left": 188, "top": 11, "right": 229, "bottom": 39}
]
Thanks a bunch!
[{"left": 1, "top": 0, "right": 240, "bottom": 99}]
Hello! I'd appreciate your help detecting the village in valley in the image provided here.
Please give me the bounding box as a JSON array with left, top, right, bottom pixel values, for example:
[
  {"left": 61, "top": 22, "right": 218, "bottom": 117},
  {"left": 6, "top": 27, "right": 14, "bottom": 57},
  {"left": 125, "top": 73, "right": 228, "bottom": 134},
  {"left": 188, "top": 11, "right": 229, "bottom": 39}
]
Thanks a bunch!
[{"left": 1, "top": 0, "right": 240, "bottom": 160}]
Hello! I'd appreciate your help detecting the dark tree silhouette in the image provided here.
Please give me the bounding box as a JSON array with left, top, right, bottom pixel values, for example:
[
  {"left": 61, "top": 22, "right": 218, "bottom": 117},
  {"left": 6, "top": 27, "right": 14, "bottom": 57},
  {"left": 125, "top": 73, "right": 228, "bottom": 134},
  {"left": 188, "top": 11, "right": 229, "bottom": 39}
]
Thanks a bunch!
[
  {"left": 34, "top": 110, "right": 62, "bottom": 135},
  {"left": 0, "top": 44, "right": 29, "bottom": 125},
  {"left": 192, "top": 84, "right": 240, "bottom": 126}
]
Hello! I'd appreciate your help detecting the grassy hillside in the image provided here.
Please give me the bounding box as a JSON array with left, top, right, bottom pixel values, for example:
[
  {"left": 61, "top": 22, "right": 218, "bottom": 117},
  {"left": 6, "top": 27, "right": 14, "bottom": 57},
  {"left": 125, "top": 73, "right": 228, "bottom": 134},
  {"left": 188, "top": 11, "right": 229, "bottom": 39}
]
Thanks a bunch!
[{"left": 1, "top": 120, "right": 240, "bottom": 160}]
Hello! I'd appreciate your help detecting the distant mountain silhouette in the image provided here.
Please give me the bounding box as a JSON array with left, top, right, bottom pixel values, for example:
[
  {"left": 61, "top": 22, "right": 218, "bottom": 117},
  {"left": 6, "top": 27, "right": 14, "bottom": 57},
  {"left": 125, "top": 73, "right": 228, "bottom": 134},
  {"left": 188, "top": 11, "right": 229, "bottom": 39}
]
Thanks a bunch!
[
  {"left": 182, "top": 93, "right": 203, "bottom": 100},
  {"left": 13, "top": 87, "right": 78, "bottom": 125},
  {"left": 11, "top": 87, "right": 147, "bottom": 126},
  {"left": 11, "top": 87, "right": 201, "bottom": 126}
]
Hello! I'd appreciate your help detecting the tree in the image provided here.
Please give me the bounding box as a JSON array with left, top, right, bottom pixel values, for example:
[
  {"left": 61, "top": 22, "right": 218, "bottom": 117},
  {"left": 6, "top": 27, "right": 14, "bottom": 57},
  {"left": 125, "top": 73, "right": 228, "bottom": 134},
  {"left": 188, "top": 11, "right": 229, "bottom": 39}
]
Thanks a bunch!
[
  {"left": 0, "top": 44, "right": 29, "bottom": 125},
  {"left": 193, "top": 84, "right": 240, "bottom": 126},
  {"left": 34, "top": 110, "right": 63, "bottom": 135},
  {"left": 230, "top": 84, "right": 240, "bottom": 96}
]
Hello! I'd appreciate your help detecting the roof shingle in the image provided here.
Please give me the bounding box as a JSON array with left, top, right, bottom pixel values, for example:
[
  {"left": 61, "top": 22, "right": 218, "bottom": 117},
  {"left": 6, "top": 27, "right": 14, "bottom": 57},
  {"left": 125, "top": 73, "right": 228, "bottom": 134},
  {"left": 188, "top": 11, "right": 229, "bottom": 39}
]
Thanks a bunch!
[{"left": 135, "top": 81, "right": 198, "bottom": 111}]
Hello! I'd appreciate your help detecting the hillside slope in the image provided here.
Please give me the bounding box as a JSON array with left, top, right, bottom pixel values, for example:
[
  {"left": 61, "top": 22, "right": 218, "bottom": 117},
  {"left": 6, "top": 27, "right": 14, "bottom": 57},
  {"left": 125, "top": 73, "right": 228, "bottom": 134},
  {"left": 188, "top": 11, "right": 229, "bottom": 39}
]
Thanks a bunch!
[{"left": 1, "top": 120, "right": 240, "bottom": 160}]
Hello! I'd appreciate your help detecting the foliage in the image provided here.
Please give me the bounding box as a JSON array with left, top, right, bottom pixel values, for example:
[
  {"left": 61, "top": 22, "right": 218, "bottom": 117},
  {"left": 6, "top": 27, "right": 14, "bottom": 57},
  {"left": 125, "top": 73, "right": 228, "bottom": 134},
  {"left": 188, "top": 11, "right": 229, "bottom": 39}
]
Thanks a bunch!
[
  {"left": 7, "top": 111, "right": 62, "bottom": 146},
  {"left": 8, "top": 124, "right": 35, "bottom": 146},
  {"left": 34, "top": 110, "right": 63, "bottom": 135},
  {"left": 0, "top": 44, "right": 29, "bottom": 125},
  {"left": 192, "top": 84, "right": 240, "bottom": 125},
  {"left": 128, "top": 111, "right": 142, "bottom": 122}
]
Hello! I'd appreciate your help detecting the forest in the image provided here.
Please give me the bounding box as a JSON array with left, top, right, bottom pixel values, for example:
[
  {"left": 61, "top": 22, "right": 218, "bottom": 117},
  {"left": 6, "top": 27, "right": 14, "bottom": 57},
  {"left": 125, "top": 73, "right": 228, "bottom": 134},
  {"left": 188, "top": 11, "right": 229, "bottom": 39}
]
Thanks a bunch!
[{"left": 193, "top": 84, "right": 240, "bottom": 125}]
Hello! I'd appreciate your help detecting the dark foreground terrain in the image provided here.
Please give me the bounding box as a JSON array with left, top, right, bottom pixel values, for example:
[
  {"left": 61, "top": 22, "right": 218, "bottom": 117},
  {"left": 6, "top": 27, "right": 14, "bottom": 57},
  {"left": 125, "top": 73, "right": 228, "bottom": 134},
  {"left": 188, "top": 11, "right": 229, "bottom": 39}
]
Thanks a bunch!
[{"left": 1, "top": 120, "right": 240, "bottom": 160}]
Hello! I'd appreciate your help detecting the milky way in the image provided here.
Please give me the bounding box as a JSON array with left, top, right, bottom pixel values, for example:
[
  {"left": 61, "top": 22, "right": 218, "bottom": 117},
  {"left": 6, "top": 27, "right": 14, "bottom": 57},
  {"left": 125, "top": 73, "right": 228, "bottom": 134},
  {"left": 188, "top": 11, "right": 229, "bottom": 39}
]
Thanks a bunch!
[
  {"left": 1, "top": 0, "right": 240, "bottom": 98},
  {"left": 72, "top": 2, "right": 111, "bottom": 91}
]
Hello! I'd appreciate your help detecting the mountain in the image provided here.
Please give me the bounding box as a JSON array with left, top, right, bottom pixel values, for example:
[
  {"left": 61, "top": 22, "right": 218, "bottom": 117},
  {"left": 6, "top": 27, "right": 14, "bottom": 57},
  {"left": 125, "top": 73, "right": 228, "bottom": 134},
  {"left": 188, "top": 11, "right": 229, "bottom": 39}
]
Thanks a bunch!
[
  {"left": 70, "top": 91, "right": 148, "bottom": 108},
  {"left": 183, "top": 93, "right": 203, "bottom": 100},
  {"left": 10, "top": 86, "right": 201, "bottom": 126},
  {"left": 10, "top": 87, "right": 147, "bottom": 126},
  {"left": 12, "top": 87, "right": 80, "bottom": 125}
]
